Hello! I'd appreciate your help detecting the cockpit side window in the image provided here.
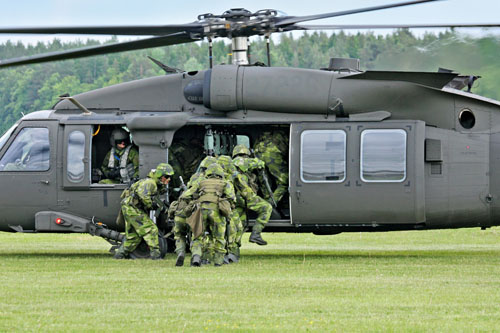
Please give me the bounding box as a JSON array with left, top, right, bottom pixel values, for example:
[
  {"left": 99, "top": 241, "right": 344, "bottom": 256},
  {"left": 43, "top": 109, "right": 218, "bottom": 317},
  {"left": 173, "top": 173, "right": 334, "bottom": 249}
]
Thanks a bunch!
[{"left": 0, "top": 127, "right": 50, "bottom": 172}]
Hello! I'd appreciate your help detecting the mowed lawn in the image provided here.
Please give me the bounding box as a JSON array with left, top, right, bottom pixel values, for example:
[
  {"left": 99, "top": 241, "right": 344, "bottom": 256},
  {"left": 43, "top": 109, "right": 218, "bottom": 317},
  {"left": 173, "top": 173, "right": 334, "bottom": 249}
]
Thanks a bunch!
[{"left": 1, "top": 228, "right": 500, "bottom": 331}]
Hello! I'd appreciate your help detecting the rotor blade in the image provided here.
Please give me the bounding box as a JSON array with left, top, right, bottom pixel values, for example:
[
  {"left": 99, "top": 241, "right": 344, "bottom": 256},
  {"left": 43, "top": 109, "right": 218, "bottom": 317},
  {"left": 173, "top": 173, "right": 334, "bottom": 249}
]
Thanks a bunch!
[
  {"left": 294, "top": 23, "right": 500, "bottom": 30},
  {"left": 275, "top": 0, "right": 440, "bottom": 27},
  {"left": 0, "top": 23, "right": 203, "bottom": 36},
  {"left": 0, "top": 32, "right": 195, "bottom": 68}
]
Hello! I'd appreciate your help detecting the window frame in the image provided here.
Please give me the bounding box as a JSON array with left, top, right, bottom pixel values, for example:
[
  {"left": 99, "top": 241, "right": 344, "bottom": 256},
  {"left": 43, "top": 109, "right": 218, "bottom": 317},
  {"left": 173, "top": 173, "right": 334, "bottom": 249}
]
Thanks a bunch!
[
  {"left": 300, "top": 129, "right": 347, "bottom": 183},
  {"left": 360, "top": 129, "right": 407, "bottom": 183}
]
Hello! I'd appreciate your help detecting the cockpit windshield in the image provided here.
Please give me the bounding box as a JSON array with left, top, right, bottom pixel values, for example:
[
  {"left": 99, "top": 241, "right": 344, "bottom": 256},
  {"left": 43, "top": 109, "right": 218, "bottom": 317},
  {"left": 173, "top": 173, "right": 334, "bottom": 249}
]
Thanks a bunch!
[{"left": 0, "top": 123, "right": 18, "bottom": 152}]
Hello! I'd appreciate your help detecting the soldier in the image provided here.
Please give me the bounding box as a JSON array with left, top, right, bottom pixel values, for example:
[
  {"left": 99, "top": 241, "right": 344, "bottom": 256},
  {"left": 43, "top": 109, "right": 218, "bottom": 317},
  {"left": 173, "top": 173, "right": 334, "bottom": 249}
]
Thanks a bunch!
[
  {"left": 232, "top": 145, "right": 272, "bottom": 246},
  {"left": 253, "top": 130, "right": 289, "bottom": 204},
  {"left": 170, "top": 155, "right": 216, "bottom": 266},
  {"left": 114, "top": 163, "right": 174, "bottom": 260},
  {"left": 100, "top": 128, "right": 139, "bottom": 184},
  {"left": 182, "top": 164, "right": 236, "bottom": 266},
  {"left": 169, "top": 137, "right": 205, "bottom": 190},
  {"left": 217, "top": 155, "right": 243, "bottom": 262}
]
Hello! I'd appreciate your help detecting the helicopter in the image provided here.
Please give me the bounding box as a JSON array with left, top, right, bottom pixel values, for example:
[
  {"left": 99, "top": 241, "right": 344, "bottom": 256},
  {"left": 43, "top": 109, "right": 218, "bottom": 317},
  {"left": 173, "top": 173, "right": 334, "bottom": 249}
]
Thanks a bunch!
[{"left": 0, "top": 0, "right": 500, "bottom": 257}]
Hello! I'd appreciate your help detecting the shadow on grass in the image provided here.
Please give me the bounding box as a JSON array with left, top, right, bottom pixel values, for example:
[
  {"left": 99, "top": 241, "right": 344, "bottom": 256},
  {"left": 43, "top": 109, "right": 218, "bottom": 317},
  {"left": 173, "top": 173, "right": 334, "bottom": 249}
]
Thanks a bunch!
[
  {"left": 0, "top": 248, "right": 498, "bottom": 260},
  {"left": 0, "top": 252, "right": 111, "bottom": 259},
  {"left": 238, "top": 249, "right": 500, "bottom": 260}
]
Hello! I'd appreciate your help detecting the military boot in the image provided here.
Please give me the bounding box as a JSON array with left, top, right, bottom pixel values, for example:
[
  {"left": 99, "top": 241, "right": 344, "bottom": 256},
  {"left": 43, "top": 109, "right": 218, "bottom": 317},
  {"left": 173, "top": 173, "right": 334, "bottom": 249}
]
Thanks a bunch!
[
  {"left": 175, "top": 251, "right": 185, "bottom": 267},
  {"left": 249, "top": 230, "right": 267, "bottom": 246},
  {"left": 191, "top": 254, "right": 201, "bottom": 267},
  {"left": 150, "top": 250, "right": 162, "bottom": 260},
  {"left": 113, "top": 244, "right": 128, "bottom": 259},
  {"left": 227, "top": 253, "right": 239, "bottom": 263},
  {"left": 113, "top": 252, "right": 127, "bottom": 259}
]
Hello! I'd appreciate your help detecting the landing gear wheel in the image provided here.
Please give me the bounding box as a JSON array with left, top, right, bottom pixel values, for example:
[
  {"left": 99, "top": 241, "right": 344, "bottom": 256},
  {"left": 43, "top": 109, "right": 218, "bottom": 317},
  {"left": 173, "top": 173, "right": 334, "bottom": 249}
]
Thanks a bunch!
[{"left": 128, "top": 231, "right": 169, "bottom": 259}]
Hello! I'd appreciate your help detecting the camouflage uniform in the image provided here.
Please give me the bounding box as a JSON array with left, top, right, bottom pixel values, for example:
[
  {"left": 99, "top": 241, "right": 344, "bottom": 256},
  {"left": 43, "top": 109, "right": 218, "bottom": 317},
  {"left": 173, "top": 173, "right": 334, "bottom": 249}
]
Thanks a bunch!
[
  {"left": 217, "top": 155, "right": 244, "bottom": 258},
  {"left": 182, "top": 164, "right": 236, "bottom": 266},
  {"left": 253, "top": 130, "right": 289, "bottom": 203},
  {"left": 169, "top": 137, "right": 205, "bottom": 191},
  {"left": 171, "top": 156, "right": 217, "bottom": 258},
  {"left": 100, "top": 145, "right": 139, "bottom": 184},
  {"left": 232, "top": 145, "right": 272, "bottom": 246},
  {"left": 115, "top": 163, "right": 174, "bottom": 259}
]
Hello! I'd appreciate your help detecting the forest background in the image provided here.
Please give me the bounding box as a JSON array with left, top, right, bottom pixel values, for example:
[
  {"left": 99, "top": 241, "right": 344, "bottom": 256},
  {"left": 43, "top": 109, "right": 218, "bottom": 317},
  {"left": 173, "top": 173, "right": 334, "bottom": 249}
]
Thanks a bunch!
[{"left": 1, "top": 29, "right": 499, "bottom": 133}]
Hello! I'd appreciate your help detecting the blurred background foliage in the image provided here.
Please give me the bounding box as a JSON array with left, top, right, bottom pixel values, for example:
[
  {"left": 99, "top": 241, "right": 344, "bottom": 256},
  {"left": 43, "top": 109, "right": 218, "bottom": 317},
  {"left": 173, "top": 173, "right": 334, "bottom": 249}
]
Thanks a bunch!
[{"left": 1, "top": 30, "right": 499, "bottom": 132}]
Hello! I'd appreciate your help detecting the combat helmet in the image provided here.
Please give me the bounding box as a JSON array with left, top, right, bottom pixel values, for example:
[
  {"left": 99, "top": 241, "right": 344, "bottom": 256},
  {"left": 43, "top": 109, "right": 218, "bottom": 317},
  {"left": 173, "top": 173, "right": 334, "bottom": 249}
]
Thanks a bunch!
[
  {"left": 110, "top": 128, "right": 130, "bottom": 147},
  {"left": 232, "top": 144, "right": 251, "bottom": 158},
  {"left": 199, "top": 156, "right": 217, "bottom": 170},
  {"left": 204, "top": 164, "right": 225, "bottom": 179},
  {"left": 149, "top": 163, "right": 174, "bottom": 182}
]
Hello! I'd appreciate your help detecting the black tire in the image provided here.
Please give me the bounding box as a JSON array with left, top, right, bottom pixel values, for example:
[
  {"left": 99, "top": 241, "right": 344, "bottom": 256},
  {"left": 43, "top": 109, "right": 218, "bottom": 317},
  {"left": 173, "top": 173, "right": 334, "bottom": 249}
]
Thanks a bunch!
[{"left": 128, "top": 231, "right": 169, "bottom": 259}]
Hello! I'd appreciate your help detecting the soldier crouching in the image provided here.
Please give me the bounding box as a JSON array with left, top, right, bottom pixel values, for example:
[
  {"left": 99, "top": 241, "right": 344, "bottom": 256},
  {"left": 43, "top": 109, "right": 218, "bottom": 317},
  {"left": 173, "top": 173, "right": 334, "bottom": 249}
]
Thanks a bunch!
[
  {"left": 114, "top": 163, "right": 174, "bottom": 260},
  {"left": 182, "top": 164, "right": 236, "bottom": 266}
]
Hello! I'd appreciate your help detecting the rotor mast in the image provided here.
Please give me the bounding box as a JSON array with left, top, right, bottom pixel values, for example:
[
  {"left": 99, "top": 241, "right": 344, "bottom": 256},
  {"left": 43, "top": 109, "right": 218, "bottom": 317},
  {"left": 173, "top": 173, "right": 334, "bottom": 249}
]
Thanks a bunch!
[
  {"left": 199, "top": 8, "right": 278, "bottom": 67},
  {"left": 231, "top": 37, "right": 249, "bottom": 65}
]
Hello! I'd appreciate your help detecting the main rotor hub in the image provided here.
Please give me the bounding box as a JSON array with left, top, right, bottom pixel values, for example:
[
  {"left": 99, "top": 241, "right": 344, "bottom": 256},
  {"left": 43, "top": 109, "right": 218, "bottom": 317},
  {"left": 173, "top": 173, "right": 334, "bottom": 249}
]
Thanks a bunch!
[
  {"left": 198, "top": 8, "right": 279, "bottom": 38},
  {"left": 222, "top": 8, "right": 253, "bottom": 22}
]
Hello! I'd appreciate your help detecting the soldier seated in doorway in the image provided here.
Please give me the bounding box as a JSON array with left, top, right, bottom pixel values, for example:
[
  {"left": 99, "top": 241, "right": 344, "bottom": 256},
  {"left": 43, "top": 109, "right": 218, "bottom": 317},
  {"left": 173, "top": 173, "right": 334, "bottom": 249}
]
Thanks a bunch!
[{"left": 100, "top": 128, "right": 139, "bottom": 184}]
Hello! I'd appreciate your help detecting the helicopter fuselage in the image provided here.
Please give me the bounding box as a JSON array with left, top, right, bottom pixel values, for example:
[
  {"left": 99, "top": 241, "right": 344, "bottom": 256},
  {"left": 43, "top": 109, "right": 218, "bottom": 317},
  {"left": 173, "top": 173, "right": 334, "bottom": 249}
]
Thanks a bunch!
[{"left": 0, "top": 64, "right": 498, "bottom": 235}]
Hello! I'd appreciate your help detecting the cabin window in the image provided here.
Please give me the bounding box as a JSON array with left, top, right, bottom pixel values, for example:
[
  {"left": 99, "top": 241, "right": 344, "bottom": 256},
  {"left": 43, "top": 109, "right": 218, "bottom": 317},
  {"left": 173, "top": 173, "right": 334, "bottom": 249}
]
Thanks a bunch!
[
  {"left": 300, "top": 130, "right": 346, "bottom": 182},
  {"left": 360, "top": 129, "right": 406, "bottom": 182},
  {"left": 0, "top": 127, "right": 50, "bottom": 171},
  {"left": 67, "top": 131, "right": 86, "bottom": 182}
]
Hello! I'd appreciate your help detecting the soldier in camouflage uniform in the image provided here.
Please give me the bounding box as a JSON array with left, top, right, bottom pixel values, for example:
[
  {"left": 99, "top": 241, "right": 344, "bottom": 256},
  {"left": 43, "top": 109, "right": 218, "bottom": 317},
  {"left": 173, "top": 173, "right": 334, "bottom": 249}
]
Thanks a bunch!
[
  {"left": 217, "top": 155, "right": 243, "bottom": 262},
  {"left": 170, "top": 156, "right": 216, "bottom": 266},
  {"left": 168, "top": 137, "right": 204, "bottom": 191},
  {"left": 100, "top": 128, "right": 139, "bottom": 184},
  {"left": 253, "top": 130, "right": 289, "bottom": 204},
  {"left": 182, "top": 164, "right": 236, "bottom": 266},
  {"left": 114, "top": 163, "right": 174, "bottom": 260},
  {"left": 232, "top": 145, "right": 272, "bottom": 246}
]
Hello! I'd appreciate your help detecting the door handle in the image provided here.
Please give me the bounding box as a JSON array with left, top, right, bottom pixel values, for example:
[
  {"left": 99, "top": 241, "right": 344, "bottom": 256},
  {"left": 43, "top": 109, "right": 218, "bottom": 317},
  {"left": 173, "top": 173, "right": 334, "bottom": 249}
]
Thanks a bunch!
[
  {"left": 295, "top": 190, "right": 301, "bottom": 201},
  {"left": 40, "top": 180, "right": 49, "bottom": 185}
]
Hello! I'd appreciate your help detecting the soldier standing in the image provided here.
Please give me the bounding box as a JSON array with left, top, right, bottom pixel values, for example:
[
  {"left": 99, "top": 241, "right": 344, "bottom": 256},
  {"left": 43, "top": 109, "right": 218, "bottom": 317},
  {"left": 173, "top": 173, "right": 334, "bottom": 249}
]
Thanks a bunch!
[
  {"left": 114, "top": 163, "right": 174, "bottom": 260},
  {"left": 232, "top": 145, "right": 272, "bottom": 246},
  {"left": 100, "top": 128, "right": 139, "bottom": 184},
  {"left": 217, "top": 155, "right": 243, "bottom": 262},
  {"left": 182, "top": 164, "right": 236, "bottom": 266},
  {"left": 253, "top": 130, "right": 289, "bottom": 204}
]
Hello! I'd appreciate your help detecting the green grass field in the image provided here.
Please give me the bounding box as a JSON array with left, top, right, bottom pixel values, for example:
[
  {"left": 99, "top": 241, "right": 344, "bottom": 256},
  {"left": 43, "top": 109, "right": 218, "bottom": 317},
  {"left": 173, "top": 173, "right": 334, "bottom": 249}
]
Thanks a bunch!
[{"left": 1, "top": 228, "right": 500, "bottom": 332}]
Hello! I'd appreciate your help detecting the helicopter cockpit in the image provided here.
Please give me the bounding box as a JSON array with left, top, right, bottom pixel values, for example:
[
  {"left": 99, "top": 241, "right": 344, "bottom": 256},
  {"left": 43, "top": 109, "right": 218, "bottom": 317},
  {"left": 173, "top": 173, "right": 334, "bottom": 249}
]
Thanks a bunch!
[{"left": 0, "top": 127, "right": 50, "bottom": 171}]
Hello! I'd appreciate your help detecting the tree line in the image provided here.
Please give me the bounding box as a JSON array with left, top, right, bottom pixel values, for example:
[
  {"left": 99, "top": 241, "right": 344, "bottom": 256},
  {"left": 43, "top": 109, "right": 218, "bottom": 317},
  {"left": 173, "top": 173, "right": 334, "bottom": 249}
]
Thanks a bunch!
[{"left": 0, "top": 30, "right": 499, "bottom": 133}]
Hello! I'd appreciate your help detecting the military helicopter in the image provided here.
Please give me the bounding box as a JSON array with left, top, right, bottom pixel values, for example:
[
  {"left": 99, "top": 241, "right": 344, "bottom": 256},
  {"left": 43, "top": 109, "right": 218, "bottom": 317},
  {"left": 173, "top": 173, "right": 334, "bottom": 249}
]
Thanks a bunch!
[{"left": 0, "top": 0, "right": 499, "bottom": 257}]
